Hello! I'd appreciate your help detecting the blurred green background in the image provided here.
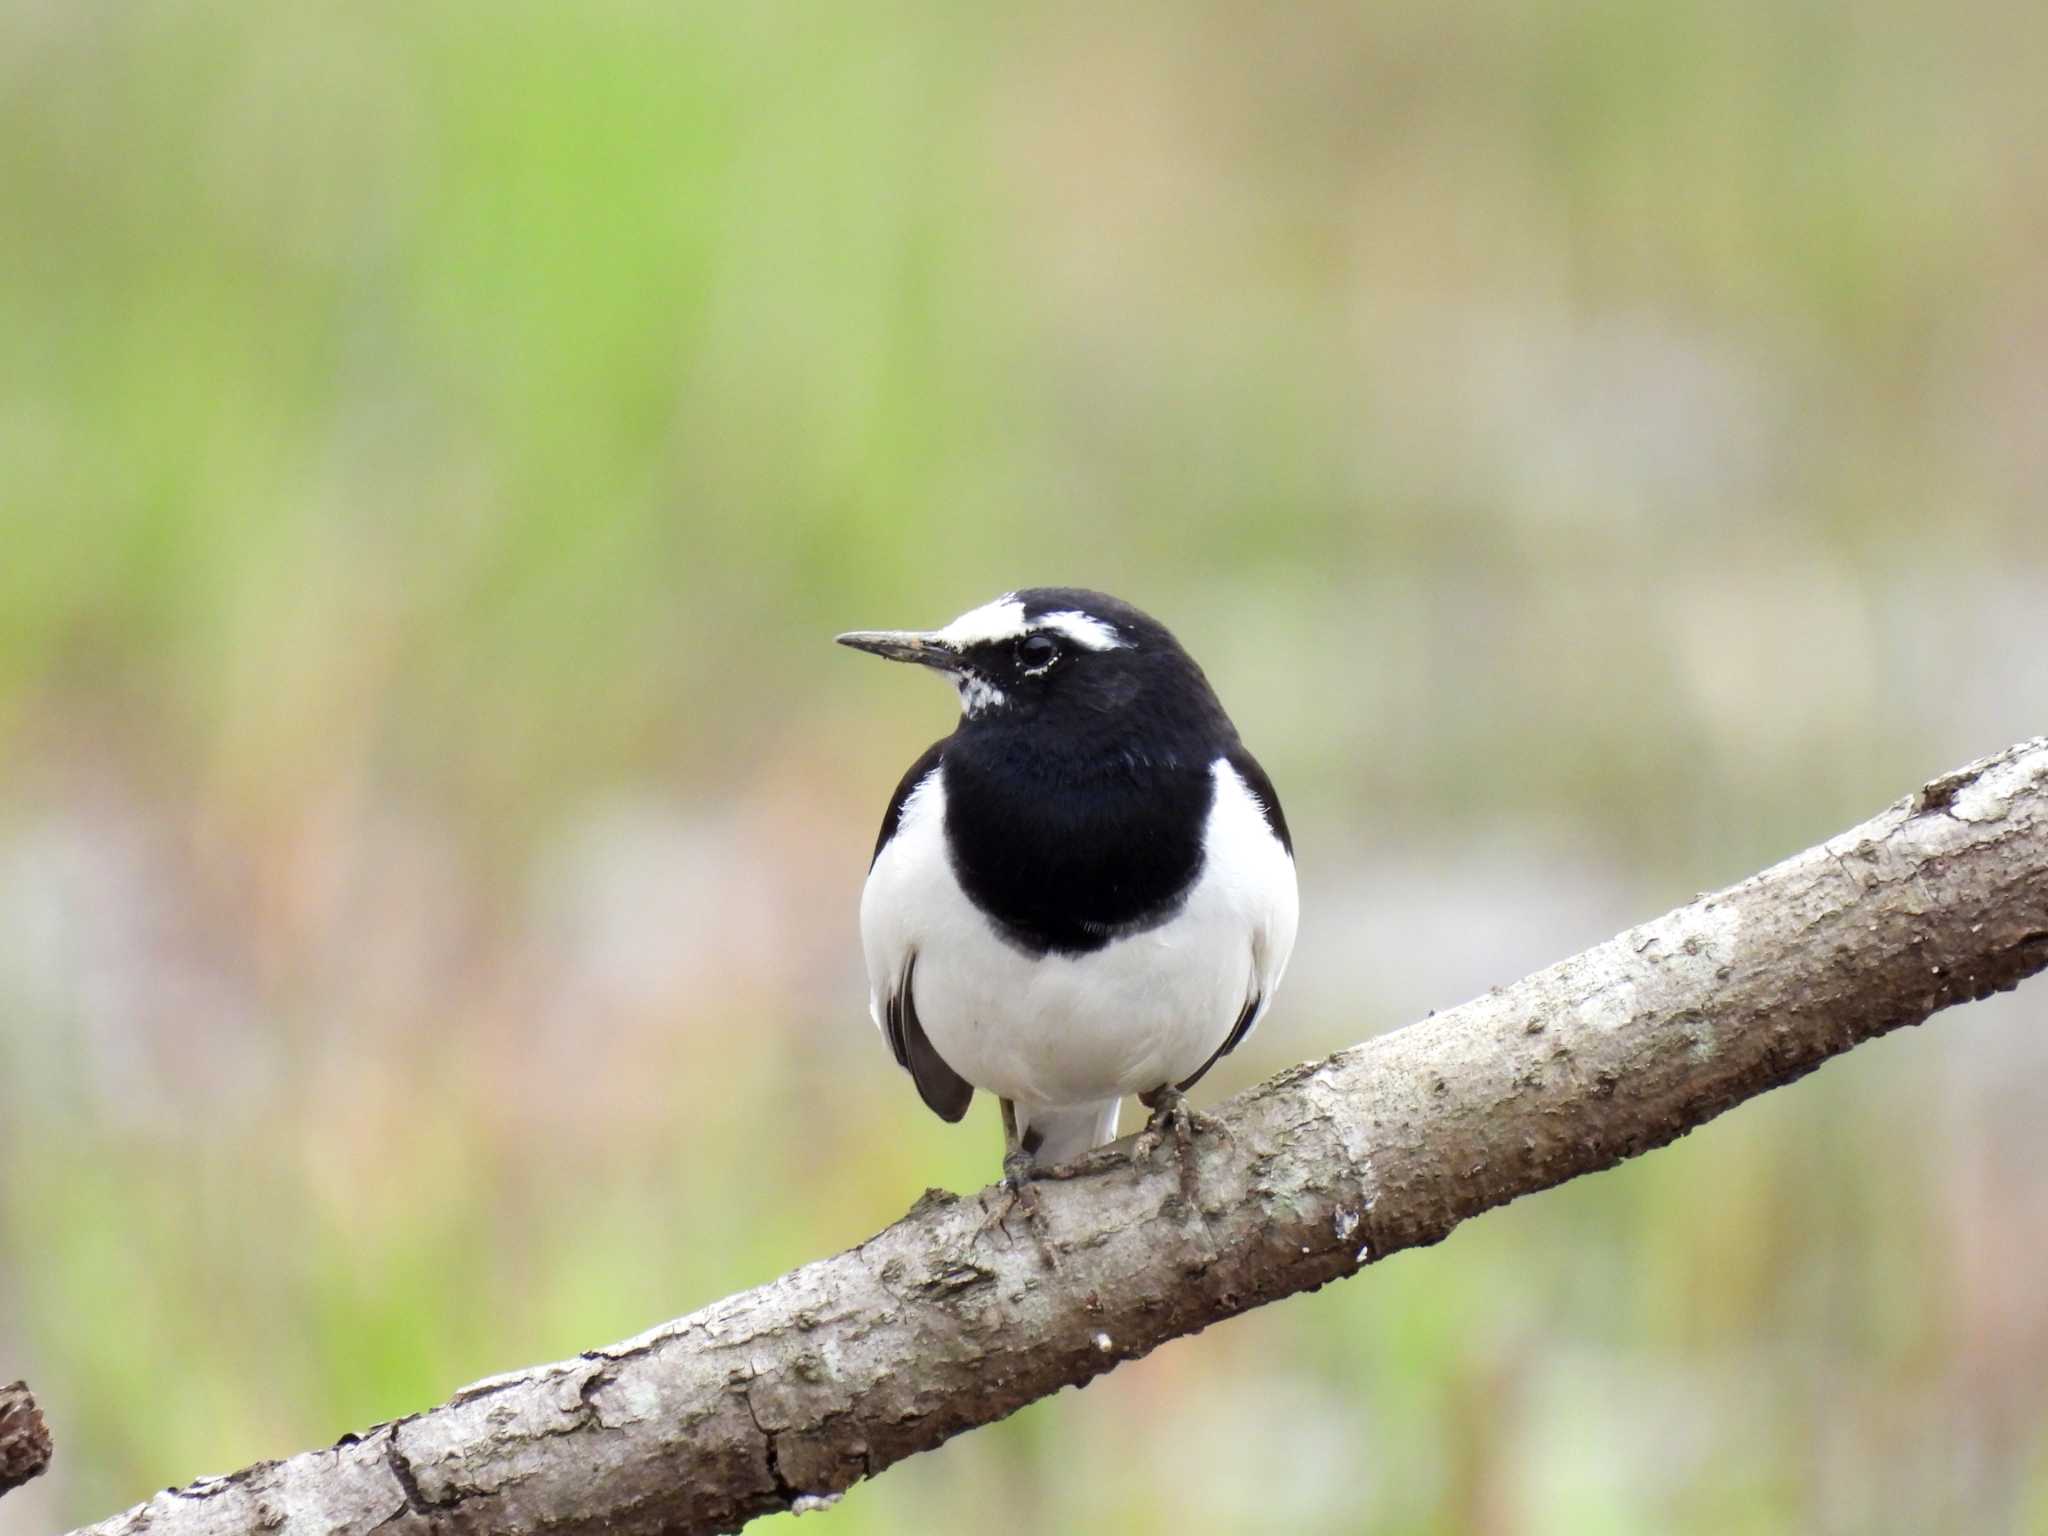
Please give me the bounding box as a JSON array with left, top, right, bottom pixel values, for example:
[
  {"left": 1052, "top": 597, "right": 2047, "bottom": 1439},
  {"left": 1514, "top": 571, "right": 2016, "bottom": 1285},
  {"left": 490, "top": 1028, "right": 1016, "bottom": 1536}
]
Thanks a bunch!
[{"left": 4, "top": 1, "right": 2046, "bottom": 1531}]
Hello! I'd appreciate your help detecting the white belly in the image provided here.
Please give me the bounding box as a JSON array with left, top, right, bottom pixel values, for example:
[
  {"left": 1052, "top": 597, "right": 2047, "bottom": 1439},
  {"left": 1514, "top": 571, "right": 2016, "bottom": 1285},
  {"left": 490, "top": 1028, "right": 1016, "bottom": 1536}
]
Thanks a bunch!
[{"left": 860, "top": 757, "right": 1299, "bottom": 1112}]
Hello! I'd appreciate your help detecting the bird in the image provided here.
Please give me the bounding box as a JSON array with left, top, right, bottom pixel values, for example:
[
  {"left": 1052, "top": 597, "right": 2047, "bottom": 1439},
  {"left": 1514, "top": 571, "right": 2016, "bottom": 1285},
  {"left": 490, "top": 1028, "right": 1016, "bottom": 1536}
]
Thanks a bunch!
[{"left": 839, "top": 587, "right": 1298, "bottom": 1179}]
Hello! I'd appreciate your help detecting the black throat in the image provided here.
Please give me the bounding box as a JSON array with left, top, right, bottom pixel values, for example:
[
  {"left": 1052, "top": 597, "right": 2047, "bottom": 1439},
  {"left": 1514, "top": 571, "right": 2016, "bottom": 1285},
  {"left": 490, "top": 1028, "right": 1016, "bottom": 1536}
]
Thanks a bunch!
[{"left": 940, "top": 709, "right": 1228, "bottom": 957}]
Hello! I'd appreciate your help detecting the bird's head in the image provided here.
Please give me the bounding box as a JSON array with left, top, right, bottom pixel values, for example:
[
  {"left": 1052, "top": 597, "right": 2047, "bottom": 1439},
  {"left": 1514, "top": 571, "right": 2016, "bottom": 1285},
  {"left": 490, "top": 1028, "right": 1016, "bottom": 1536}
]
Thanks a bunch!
[{"left": 837, "top": 588, "right": 1224, "bottom": 737}]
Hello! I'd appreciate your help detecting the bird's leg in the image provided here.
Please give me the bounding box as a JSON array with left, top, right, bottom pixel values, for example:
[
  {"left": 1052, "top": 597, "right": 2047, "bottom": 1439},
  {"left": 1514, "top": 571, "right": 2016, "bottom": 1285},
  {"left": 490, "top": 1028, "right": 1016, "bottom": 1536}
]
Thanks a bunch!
[
  {"left": 987, "top": 1099, "right": 1063, "bottom": 1272},
  {"left": 1135, "top": 1083, "right": 1211, "bottom": 1205},
  {"left": 997, "top": 1099, "right": 1087, "bottom": 1182},
  {"left": 1000, "top": 1098, "right": 1036, "bottom": 1187},
  {"left": 1135, "top": 1082, "right": 1219, "bottom": 1160}
]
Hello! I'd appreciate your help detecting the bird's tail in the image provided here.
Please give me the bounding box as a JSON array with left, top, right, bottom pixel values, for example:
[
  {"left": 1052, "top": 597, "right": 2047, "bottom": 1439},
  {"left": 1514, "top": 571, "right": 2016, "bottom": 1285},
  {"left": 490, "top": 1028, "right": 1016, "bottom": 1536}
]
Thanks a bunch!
[{"left": 1019, "top": 1099, "right": 1121, "bottom": 1167}]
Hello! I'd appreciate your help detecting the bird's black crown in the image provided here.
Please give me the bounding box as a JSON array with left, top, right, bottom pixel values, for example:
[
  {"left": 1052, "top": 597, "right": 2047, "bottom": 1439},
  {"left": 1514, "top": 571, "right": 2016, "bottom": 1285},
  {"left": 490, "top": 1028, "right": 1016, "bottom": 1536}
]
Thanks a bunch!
[{"left": 952, "top": 587, "right": 1231, "bottom": 742}]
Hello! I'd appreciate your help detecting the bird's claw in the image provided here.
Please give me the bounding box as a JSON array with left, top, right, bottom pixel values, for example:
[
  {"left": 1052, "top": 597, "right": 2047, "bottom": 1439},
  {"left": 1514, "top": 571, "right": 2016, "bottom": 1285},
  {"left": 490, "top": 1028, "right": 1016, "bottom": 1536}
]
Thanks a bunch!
[
  {"left": 984, "top": 1154, "right": 1070, "bottom": 1273},
  {"left": 1135, "top": 1084, "right": 1216, "bottom": 1212},
  {"left": 1134, "top": 1085, "right": 1206, "bottom": 1161}
]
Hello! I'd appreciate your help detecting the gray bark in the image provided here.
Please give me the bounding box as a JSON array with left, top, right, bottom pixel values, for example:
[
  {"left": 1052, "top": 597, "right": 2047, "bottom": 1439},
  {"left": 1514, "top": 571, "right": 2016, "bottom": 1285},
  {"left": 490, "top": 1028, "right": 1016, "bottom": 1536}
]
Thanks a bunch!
[
  {"left": 56, "top": 737, "right": 2048, "bottom": 1536},
  {"left": 1, "top": 1382, "right": 52, "bottom": 1497}
]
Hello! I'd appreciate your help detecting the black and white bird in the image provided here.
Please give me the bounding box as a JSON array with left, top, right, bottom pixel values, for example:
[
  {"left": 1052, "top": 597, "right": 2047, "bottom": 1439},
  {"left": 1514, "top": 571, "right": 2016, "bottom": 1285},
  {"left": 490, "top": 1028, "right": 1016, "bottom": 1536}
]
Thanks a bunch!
[{"left": 839, "top": 588, "right": 1298, "bottom": 1175}]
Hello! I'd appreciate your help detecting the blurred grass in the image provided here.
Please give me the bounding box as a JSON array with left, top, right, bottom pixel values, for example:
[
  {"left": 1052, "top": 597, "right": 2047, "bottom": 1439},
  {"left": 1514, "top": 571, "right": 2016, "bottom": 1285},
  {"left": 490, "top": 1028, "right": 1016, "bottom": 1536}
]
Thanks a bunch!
[{"left": 4, "top": 0, "right": 2048, "bottom": 1531}]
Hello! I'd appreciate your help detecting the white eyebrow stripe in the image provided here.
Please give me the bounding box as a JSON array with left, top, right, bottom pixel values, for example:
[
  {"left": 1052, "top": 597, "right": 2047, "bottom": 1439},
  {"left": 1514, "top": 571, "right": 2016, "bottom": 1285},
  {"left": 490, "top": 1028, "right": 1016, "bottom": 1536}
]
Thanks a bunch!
[
  {"left": 1036, "top": 610, "right": 1129, "bottom": 651},
  {"left": 935, "top": 595, "right": 1026, "bottom": 648}
]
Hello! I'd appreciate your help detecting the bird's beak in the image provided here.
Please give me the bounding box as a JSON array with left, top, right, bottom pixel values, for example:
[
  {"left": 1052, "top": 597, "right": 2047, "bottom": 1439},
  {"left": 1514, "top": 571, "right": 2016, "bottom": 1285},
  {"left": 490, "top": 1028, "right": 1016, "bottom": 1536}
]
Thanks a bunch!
[{"left": 834, "top": 629, "right": 962, "bottom": 672}]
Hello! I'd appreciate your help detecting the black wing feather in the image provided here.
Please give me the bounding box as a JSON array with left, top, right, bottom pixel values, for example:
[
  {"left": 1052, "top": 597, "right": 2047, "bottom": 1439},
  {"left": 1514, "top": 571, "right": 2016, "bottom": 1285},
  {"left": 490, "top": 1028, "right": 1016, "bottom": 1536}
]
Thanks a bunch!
[
  {"left": 885, "top": 954, "right": 973, "bottom": 1122},
  {"left": 1175, "top": 988, "right": 1262, "bottom": 1093}
]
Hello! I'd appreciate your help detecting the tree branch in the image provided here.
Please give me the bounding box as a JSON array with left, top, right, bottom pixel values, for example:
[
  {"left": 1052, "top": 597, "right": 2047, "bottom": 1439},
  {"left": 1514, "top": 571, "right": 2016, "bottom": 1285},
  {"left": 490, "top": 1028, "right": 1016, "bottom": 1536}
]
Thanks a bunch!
[
  {"left": 66, "top": 738, "right": 2048, "bottom": 1536},
  {"left": 1, "top": 1381, "right": 53, "bottom": 1499}
]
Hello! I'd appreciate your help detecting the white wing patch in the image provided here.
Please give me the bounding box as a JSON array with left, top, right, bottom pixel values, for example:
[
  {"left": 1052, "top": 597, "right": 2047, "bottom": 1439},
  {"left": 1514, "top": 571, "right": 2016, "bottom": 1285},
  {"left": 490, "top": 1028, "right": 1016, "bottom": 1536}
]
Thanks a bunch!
[
  {"left": 862, "top": 763, "right": 946, "bottom": 1033},
  {"left": 1203, "top": 759, "right": 1300, "bottom": 1054}
]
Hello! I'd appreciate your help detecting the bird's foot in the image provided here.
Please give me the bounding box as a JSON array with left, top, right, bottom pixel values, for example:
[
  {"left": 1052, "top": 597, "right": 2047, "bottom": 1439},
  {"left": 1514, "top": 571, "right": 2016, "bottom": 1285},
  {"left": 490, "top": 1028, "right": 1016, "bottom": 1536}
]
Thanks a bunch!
[
  {"left": 984, "top": 1154, "right": 1067, "bottom": 1273},
  {"left": 1134, "top": 1084, "right": 1213, "bottom": 1208},
  {"left": 1133, "top": 1084, "right": 1207, "bottom": 1162}
]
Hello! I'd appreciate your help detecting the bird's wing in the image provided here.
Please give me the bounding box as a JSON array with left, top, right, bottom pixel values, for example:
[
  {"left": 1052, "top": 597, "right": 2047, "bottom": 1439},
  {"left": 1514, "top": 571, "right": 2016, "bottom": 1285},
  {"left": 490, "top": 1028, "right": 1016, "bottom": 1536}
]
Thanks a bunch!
[
  {"left": 860, "top": 741, "right": 974, "bottom": 1122},
  {"left": 1224, "top": 739, "right": 1292, "bottom": 856},
  {"left": 870, "top": 737, "right": 946, "bottom": 867},
  {"left": 1175, "top": 746, "right": 1299, "bottom": 1092},
  {"left": 882, "top": 954, "right": 972, "bottom": 1122}
]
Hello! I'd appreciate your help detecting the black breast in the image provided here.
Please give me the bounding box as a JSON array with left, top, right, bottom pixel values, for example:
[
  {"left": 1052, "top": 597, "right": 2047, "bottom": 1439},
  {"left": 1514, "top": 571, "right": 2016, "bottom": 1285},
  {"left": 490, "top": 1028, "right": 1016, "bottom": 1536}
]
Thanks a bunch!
[{"left": 940, "top": 737, "right": 1215, "bottom": 957}]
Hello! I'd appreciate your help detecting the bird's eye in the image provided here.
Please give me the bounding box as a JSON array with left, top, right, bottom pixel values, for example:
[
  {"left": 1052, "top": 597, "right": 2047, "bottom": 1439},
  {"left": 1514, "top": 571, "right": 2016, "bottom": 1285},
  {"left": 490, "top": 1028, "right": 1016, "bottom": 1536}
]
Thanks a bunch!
[{"left": 1017, "top": 633, "right": 1059, "bottom": 670}]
